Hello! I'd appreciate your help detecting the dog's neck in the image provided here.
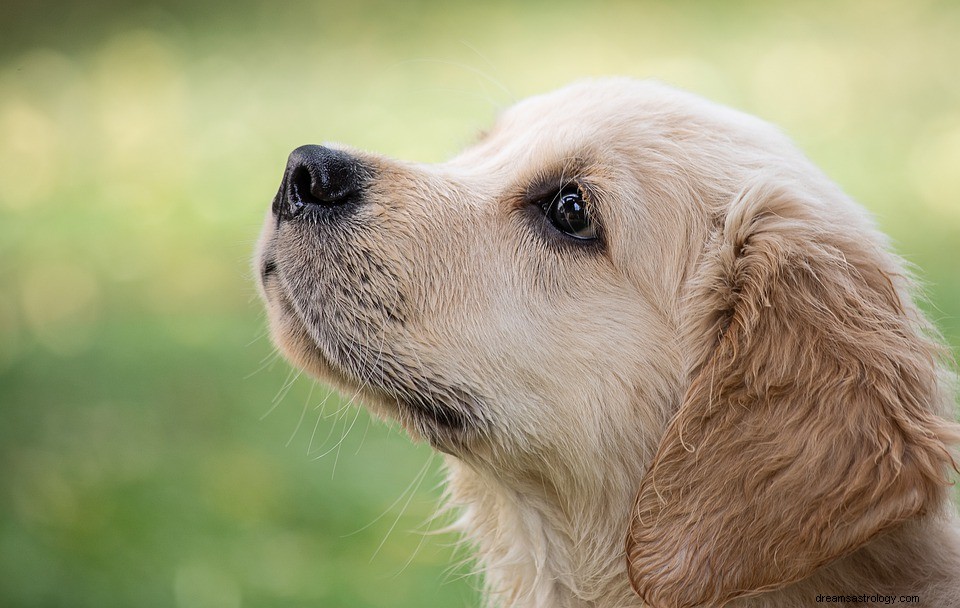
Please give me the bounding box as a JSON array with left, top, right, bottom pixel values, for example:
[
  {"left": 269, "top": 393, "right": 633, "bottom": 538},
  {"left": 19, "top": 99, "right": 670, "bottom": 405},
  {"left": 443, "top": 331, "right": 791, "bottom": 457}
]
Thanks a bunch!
[
  {"left": 444, "top": 453, "right": 646, "bottom": 608},
  {"left": 444, "top": 456, "right": 960, "bottom": 608}
]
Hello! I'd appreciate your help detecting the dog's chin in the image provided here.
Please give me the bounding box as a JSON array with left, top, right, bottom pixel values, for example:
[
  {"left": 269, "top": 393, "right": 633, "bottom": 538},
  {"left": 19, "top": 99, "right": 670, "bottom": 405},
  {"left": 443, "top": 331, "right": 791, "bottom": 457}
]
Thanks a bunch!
[
  {"left": 261, "top": 287, "right": 483, "bottom": 453},
  {"left": 295, "top": 345, "right": 484, "bottom": 454}
]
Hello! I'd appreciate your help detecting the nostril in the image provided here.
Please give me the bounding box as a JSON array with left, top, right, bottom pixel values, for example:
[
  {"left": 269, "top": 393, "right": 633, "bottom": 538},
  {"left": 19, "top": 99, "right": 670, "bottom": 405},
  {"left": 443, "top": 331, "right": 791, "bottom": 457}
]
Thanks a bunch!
[{"left": 289, "top": 165, "right": 321, "bottom": 211}]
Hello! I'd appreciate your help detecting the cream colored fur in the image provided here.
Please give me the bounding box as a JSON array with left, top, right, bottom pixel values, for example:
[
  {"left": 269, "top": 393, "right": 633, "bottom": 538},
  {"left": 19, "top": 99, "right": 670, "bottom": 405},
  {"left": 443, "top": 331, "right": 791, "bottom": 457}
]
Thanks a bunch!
[{"left": 256, "top": 79, "right": 960, "bottom": 607}]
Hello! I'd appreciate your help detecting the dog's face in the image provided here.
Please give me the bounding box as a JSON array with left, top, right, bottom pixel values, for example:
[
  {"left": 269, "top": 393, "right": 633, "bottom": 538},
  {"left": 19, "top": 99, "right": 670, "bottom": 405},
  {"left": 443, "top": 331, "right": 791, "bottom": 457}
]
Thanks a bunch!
[
  {"left": 256, "top": 79, "right": 956, "bottom": 607},
  {"left": 256, "top": 80, "right": 758, "bottom": 458}
]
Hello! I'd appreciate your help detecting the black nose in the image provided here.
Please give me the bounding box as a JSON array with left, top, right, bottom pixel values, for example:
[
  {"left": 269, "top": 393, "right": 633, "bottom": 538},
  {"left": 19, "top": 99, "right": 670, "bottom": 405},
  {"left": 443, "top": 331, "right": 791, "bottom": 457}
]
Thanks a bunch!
[{"left": 272, "top": 145, "right": 366, "bottom": 220}]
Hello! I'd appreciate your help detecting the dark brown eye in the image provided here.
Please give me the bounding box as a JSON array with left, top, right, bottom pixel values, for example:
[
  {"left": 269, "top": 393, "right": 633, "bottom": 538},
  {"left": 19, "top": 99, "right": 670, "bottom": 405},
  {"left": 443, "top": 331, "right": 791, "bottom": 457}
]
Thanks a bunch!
[{"left": 546, "top": 187, "right": 597, "bottom": 240}]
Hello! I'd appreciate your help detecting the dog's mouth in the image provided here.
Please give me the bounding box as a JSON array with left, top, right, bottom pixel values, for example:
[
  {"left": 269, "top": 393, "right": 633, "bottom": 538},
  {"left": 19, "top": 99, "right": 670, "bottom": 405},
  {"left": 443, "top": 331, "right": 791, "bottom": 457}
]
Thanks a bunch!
[
  {"left": 259, "top": 257, "right": 277, "bottom": 287},
  {"left": 258, "top": 234, "right": 490, "bottom": 451}
]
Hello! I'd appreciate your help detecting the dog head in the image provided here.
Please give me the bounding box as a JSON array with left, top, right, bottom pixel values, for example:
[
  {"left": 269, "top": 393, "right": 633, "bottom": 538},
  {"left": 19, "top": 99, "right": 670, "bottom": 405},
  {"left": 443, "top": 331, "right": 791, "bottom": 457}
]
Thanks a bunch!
[{"left": 255, "top": 79, "right": 957, "bottom": 607}]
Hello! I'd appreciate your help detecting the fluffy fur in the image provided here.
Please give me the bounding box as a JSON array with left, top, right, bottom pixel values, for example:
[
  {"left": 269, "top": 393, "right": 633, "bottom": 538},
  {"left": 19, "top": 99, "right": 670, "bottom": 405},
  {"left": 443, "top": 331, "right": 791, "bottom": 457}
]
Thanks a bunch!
[{"left": 256, "top": 78, "right": 960, "bottom": 607}]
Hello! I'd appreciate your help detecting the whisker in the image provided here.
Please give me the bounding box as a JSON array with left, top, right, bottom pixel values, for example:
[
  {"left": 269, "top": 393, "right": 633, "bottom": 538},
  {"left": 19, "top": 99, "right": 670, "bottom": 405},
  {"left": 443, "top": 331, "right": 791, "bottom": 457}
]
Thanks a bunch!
[
  {"left": 244, "top": 348, "right": 283, "bottom": 380},
  {"left": 354, "top": 415, "right": 373, "bottom": 456},
  {"left": 342, "top": 456, "right": 434, "bottom": 538},
  {"left": 458, "top": 40, "right": 515, "bottom": 103},
  {"left": 307, "top": 389, "right": 337, "bottom": 454},
  {"left": 260, "top": 367, "right": 301, "bottom": 420},
  {"left": 369, "top": 456, "right": 432, "bottom": 563},
  {"left": 330, "top": 404, "right": 363, "bottom": 478},
  {"left": 309, "top": 391, "right": 362, "bottom": 460},
  {"left": 285, "top": 380, "right": 315, "bottom": 447},
  {"left": 384, "top": 57, "right": 513, "bottom": 109}
]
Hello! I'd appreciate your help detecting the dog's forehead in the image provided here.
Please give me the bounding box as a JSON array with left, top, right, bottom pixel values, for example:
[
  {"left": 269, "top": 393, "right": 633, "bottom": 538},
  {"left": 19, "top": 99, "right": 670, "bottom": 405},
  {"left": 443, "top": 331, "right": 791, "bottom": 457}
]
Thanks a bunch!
[{"left": 447, "top": 79, "right": 746, "bottom": 176}]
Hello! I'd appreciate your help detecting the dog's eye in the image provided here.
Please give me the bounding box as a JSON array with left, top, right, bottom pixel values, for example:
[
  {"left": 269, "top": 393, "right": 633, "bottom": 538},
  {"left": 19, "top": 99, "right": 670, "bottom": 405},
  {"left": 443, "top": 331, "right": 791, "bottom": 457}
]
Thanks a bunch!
[{"left": 546, "top": 187, "right": 597, "bottom": 240}]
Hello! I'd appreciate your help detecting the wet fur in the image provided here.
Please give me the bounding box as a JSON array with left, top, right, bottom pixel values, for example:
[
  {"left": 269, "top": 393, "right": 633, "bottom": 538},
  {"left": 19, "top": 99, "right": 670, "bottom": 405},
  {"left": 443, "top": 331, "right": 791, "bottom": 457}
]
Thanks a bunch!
[{"left": 256, "top": 79, "right": 960, "bottom": 607}]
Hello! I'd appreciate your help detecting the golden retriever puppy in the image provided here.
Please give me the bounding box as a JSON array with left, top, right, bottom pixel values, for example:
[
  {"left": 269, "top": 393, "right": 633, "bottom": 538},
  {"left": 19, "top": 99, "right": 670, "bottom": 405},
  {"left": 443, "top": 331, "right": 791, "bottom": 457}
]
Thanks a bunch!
[{"left": 255, "top": 79, "right": 960, "bottom": 608}]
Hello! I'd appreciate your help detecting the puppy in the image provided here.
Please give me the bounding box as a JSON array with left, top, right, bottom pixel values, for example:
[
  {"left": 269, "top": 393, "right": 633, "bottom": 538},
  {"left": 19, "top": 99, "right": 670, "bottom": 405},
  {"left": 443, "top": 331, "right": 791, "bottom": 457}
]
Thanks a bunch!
[{"left": 255, "top": 79, "right": 960, "bottom": 608}]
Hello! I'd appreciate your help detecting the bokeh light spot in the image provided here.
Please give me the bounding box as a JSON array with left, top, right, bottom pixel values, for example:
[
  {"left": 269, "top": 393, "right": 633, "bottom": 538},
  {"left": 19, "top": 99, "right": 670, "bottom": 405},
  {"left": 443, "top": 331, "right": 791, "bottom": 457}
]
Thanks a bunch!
[
  {"left": 751, "top": 41, "right": 853, "bottom": 135},
  {"left": 20, "top": 261, "right": 101, "bottom": 356},
  {"left": 909, "top": 118, "right": 960, "bottom": 219},
  {"left": 0, "top": 100, "right": 60, "bottom": 210},
  {"left": 94, "top": 29, "right": 188, "bottom": 190}
]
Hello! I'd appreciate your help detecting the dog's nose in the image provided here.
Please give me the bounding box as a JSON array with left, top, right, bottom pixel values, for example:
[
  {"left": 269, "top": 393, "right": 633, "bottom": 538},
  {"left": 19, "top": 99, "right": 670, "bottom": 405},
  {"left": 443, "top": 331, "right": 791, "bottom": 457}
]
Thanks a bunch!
[{"left": 273, "top": 145, "right": 366, "bottom": 220}]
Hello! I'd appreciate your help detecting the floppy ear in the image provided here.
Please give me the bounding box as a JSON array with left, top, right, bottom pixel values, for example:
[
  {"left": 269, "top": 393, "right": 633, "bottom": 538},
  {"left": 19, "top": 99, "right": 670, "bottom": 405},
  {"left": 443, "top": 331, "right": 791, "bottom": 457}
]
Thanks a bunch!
[{"left": 625, "top": 180, "right": 958, "bottom": 608}]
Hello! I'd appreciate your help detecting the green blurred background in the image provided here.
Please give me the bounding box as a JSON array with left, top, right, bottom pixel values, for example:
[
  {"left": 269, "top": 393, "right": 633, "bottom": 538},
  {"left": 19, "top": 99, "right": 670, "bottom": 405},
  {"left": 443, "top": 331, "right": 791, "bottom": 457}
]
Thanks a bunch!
[{"left": 1, "top": 1, "right": 958, "bottom": 606}]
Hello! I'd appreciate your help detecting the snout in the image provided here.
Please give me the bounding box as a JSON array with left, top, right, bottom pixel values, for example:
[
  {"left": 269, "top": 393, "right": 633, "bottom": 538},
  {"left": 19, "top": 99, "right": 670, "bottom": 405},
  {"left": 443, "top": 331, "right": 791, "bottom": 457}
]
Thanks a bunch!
[{"left": 272, "top": 144, "right": 368, "bottom": 221}]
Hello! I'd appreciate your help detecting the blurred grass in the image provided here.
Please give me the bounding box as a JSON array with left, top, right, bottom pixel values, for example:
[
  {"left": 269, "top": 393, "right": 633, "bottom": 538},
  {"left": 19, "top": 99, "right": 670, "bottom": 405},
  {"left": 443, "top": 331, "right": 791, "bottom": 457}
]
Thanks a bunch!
[{"left": 1, "top": 1, "right": 959, "bottom": 606}]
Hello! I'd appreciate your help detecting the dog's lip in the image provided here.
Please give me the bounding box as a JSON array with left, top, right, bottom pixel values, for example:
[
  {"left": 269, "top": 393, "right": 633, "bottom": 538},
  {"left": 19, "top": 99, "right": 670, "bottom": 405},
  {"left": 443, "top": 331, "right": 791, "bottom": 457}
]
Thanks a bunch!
[{"left": 260, "top": 258, "right": 277, "bottom": 283}]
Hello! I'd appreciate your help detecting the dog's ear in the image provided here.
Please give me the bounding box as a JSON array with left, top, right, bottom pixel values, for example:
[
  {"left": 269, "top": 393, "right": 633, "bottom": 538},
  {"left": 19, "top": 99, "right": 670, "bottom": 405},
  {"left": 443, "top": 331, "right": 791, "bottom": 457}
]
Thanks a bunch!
[{"left": 625, "top": 180, "right": 958, "bottom": 608}]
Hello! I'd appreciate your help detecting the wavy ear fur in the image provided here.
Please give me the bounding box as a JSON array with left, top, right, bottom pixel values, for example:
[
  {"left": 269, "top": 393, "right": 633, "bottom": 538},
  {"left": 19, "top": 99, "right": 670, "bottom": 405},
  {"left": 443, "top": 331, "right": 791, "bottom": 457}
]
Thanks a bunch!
[{"left": 625, "top": 180, "right": 958, "bottom": 608}]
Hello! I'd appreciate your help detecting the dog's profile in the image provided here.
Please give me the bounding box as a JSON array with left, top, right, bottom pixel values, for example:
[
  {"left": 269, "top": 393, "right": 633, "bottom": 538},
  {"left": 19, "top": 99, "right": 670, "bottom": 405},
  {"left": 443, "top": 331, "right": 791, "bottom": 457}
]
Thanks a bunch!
[{"left": 255, "top": 78, "right": 960, "bottom": 607}]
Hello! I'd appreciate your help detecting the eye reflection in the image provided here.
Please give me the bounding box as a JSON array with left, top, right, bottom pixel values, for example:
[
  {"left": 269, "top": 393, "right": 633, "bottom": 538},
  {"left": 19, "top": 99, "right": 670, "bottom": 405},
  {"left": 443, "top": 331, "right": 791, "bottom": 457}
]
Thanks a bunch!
[{"left": 546, "top": 187, "right": 597, "bottom": 240}]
